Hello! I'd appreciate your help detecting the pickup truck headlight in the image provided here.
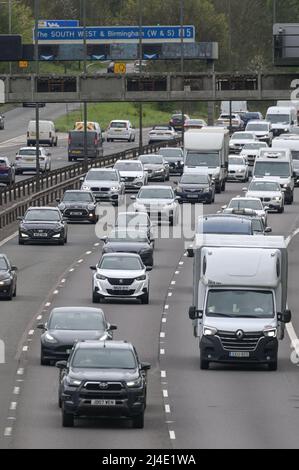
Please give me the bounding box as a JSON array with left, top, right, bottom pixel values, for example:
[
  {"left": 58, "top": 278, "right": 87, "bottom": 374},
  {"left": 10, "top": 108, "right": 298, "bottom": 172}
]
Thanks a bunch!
[
  {"left": 263, "top": 328, "right": 277, "bottom": 338},
  {"left": 66, "top": 377, "right": 82, "bottom": 387},
  {"left": 126, "top": 377, "right": 143, "bottom": 388},
  {"left": 203, "top": 326, "right": 217, "bottom": 336}
]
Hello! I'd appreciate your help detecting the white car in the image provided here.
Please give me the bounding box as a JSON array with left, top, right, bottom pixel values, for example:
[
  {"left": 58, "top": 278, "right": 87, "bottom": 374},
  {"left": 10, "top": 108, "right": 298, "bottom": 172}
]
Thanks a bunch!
[
  {"left": 91, "top": 253, "right": 151, "bottom": 304},
  {"left": 222, "top": 197, "right": 268, "bottom": 225},
  {"left": 148, "top": 125, "right": 178, "bottom": 144},
  {"left": 218, "top": 113, "right": 244, "bottom": 130},
  {"left": 245, "top": 120, "right": 273, "bottom": 145},
  {"left": 243, "top": 180, "right": 285, "bottom": 213},
  {"left": 106, "top": 120, "right": 135, "bottom": 142},
  {"left": 184, "top": 119, "right": 207, "bottom": 131},
  {"left": 113, "top": 159, "right": 148, "bottom": 191},
  {"left": 229, "top": 132, "right": 257, "bottom": 153},
  {"left": 132, "top": 185, "right": 179, "bottom": 225},
  {"left": 228, "top": 155, "right": 249, "bottom": 182},
  {"left": 139, "top": 154, "right": 169, "bottom": 181},
  {"left": 15, "top": 147, "right": 51, "bottom": 174},
  {"left": 240, "top": 142, "right": 268, "bottom": 170}
]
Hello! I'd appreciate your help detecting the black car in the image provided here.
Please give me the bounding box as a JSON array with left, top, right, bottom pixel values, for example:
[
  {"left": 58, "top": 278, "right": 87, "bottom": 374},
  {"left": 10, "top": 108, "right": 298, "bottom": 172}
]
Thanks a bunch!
[
  {"left": 56, "top": 340, "right": 151, "bottom": 428},
  {"left": 0, "top": 114, "right": 4, "bottom": 130},
  {"left": 0, "top": 157, "right": 15, "bottom": 186},
  {"left": 102, "top": 228, "right": 154, "bottom": 266},
  {"left": 38, "top": 306, "right": 117, "bottom": 365},
  {"left": 159, "top": 147, "right": 184, "bottom": 175},
  {"left": 174, "top": 173, "right": 215, "bottom": 204},
  {"left": 18, "top": 206, "right": 68, "bottom": 245},
  {"left": 57, "top": 190, "right": 98, "bottom": 223},
  {"left": 169, "top": 113, "right": 190, "bottom": 131},
  {"left": 0, "top": 254, "right": 17, "bottom": 300}
]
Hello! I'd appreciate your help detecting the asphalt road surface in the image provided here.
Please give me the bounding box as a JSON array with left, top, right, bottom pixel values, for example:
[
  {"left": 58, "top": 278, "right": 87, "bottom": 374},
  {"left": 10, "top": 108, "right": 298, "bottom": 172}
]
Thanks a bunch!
[{"left": 1, "top": 176, "right": 299, "bottom": 448}]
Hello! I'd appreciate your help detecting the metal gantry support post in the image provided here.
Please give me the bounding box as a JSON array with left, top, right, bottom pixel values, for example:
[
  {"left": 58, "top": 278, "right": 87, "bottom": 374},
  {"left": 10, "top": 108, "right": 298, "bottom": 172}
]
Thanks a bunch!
[
  {"left": 34, "top": 0, "right": 40, "bottom": 191},
  {"left": 138, "top": 0, "right": 143, "bottom": 154},
  {"left": 83, "top": 0, "right": 88, "bottom": 171},
  {"left": 180, "top": 0, "right": 185, "bottom": 147}
]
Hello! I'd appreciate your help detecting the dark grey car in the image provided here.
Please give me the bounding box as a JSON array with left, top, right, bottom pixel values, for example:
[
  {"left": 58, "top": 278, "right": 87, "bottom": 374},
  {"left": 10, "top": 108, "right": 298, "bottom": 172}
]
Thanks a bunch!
[
  {"left": 0, "top": 254, "right": 17, "bottom": 300},
  {"left": 38, "top": 306, "right": 117, "bottom": 365},
  {"left": 57, "top": 190, "right": 98, "bottom": 223},
  {"left": 0, "top": 157, "right": 15, "bottom": 185},
  {"left": 102, "top": 228, "right": 154, "bottom": 266},
  {"left": 18, "top": 206, "right": 68, "bottom": 245}
]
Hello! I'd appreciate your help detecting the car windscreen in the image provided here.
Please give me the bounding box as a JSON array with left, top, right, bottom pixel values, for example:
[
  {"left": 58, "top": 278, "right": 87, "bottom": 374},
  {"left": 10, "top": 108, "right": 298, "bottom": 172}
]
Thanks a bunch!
[
  {"left": 229, "top": 199, "right": 262, "bottom": 210},
  {"left": 72, "top": 348, "right": 137, "bottom": 369},
  {"left": 139, "top": 156, "right": 163, "bottom": 164},
  {"left": 231, "top": 133, "right": 255, "bottom": 140},
  {"left": 114, "top": 162, "right": 142, "bottom": 171},
  {"left": 138, "top": 188, "right": 173, "bottom": 199},
  {"left": 185, "top": 152, "right": 219, "bottom": 168},
  {"left": 18, "top": 149, "right": 41, "bottom": 156},
  {"left": 24, "top": 209, "right": 60, "bottom": 221},
  {"left": 110, "top": 122, "right": 127, "bottom": 128},
  {"left": 63, "top": 192, "right": 93, "bottom": 202},
  {"left": 109, "top": 230, "right": 148, "bottom": 243},
  {"left": 229, "top": 157, "right": 245, "bottom": 165},
  {"left": 246, "top": 124, "right": 269, "bottom": 132},
  {"left": 48, "top": 311, "right": 105, "bottom": 330},
  {"left": 199, "top": 219, "right": 251, "bottom": 234},
  {"left": 266, "top": 114, "right": 290, "bottom": 124},
  {"left": 243, "top": 143, "right": 267, "bottom": 150},
  {"left": 249, "top": 181, "right": 281, "bottom": 191},
  {"left": 0, "top": 257, "right": 8, "bottom": 270},
  {"left": 100, "top": 256, "right": 143, "bottom": 270},
  {"left": 206, "top": 289, "right": 274, "bottom": 318},
  {"left": 291, "top": 150, "right": 299, "bottom": 160},
  {"left": 85, "top": 171, "right": 118, "bottom": 181},
  {"left": 254, "top": 162, "right": 290, "bottom": 177},
  {"left": 180, "top": 174, "right": 209, "bottom": 184}
]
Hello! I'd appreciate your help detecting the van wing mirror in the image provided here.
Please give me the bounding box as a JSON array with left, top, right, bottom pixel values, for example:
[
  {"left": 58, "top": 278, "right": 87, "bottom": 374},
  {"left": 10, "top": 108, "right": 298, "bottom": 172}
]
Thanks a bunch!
[
  {"left": 278, "top": 310, "right": 291, "bottom": 324},
  {"left": 189, "top": 307, "right": 203, "bottom": 320}
]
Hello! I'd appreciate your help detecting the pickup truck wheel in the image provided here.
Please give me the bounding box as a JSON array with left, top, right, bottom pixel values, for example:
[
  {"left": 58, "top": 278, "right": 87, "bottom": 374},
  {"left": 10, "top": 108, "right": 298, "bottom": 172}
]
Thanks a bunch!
[
  {"left": 200, "top": 358, "right": 209, "bottom": 370},
  {"left": 132, "top": 412, "right": 144, "bottom": 429},
  {"left": 268, "top": 360, "right": 277, "bottom": 371},
  {"left": 62, "top": 406, "right": 74, "bottom": 427}
]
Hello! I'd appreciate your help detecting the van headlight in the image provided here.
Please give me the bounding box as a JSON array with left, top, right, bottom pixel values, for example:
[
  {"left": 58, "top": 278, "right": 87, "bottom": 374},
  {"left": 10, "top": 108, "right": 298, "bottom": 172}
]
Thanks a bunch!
[
  {"left": 263, "top": 328, "right": 277, "bottom": 338},
  {"left": 203, "top": 326, "right": 217, "bottom": 336}
]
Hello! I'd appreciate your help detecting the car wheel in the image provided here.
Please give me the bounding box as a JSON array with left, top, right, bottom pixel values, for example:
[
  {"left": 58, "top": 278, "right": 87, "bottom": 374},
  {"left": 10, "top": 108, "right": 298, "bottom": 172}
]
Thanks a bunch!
[
  {"left": 54, "top": 139, "right": 58, "bottom": 147},
  {"left": 200, "top": 357, "right": 209, "bottom": 370},
  {"left": 92, "top": 290, "right": 101, "bottom": 303},
  {"left": 169, "top": 216, "right": 174, "bottom": 226},
  {"left": 166, "top": 173, "right": 170, "bottom": 181},
  {"left": 113, "top": 199, "right": 119, "bottom": 207},
  {"left": 141, "top": 291, "right": 149, "bottom": 304},
  {"left": 221, "top": 180, "right": 226, "bottom": 191},
  {"left": 132, "top": 412, "right": 144, "bottom": 429},
  {"left": 18, "top": 238, "right": 25, "bottom": 245},
  {"left": 40, "top": 350, "right": 50, "bottom": 366},
  {"left": 58, "top": 395, "right": 62, "bottom": 408},
  {"left": 13, "top": 284, "right": 16, "bottom": 297},
  {"left": 62, "top": 406, "right": 74, "bottom": 427},
  {"left": 64, "top": 234, "right": 68, "bottom": 244},
  {"left": 68, "top": 157, "right": 73, "bottom": 162},
  {"left": 268, "top": 360, "right": 278, "bottom": 371},
  {"left": 58, "top": 239, "right": 65, "bottom": 246},
  {"left": 278, "top": 206, "right": 284, "bottom": 213},
  {"left": 6, "top": 287, "right": 13, "bottom": 301}
]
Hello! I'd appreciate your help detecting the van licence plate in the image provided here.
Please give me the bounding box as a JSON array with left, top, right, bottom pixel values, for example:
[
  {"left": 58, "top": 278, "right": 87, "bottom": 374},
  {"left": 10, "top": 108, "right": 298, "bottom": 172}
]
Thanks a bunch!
[
  {"left": 229, "top": 352, "right": 250, "bottom": 358},
  {"left": 91, "top": 399, "right": 116, "bottom": 406}
]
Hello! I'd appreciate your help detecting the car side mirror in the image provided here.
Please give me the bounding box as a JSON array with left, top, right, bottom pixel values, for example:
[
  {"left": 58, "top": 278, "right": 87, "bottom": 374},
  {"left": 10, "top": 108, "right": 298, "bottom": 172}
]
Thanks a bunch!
[
  {"left": 109, "top": 324, "right": 117, "bottom": 331},
  {"left": 56, "top": 360, "right": 68, "bottom": 370},
  {"left": 11, "top": 266, "right": 18, "bottom": 271},
  {"left": 130, "top": 195, "right": 136, "bottom": 200},
  {"left": 173, "top": 181, "right": 178, "bottom": 185},
  {"left": 90, "top": 265, "right": 97, "bottom": 270},
  {"left": 189, "top": 307, "right": 203, "bottom": 320},
  {"left": 278, "top": 309, "right": 291, "bottom": 324},
  {"left": 56, "top": 198, "right": 60, "bottom": 203},
  {"left": 265, "top": 227, "right": 272, "bottom": 233},
  {"left": 79, "top": 177, "right": 84, "bottom": 182},
  {"left": 146, "top": 266, "right": 152, "bottom": 271},
  {"left": 37, "top": 323, "right": 45, "bottom": 330},
  {"left": 242, "top": 187, "right": 248, "bottom": 192},
  {"left": 222, "top": 205, "right": 227, "bottom": 210},
  {"left": 17, "top": 216, "right": 23, "bottom": 221},
  {"left": 100, "top": 236, "right": 107, "bottom": 242},
  {"left": 187, "top": 247, "right": 194, "bottom": 257},
  {"left": 140, "top": 362, "right": 151, "bottom": 371}
]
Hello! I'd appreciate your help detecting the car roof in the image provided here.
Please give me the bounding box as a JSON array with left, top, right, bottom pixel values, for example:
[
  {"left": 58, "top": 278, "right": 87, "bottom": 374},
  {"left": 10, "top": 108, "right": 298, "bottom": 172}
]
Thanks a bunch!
[
  {"left": 230, "top": 197, "right": 262, "bottom": 202},
  {"left": 115, "top": 159, "right": 141, "bottom": 164},
  {"left": 87, "top": 168, "right": 117, "bottom": 172},
  {"left": 139, "top": 185, "right": 173, "bottom": 190},
  {"left": 50, "top": 306, "right": 105, "bottom": 316},
  {"left": 19, "top": 147, "right": 44, "bottom": 150},
  {"left": 110, "top": 120, "right": 129, "bottom": 123},
  {"left": 27, "top": 206, "right": 59, "bottom": 211},
  {"left": 117, "top": 211, "right": 148, "bottom": 217},
  {"left": 102, "top": 252, "right": 142, "bottom": 258},
  {"left": 74, "top": 340, "right": 133, "bottom": 351},
  {"left": 200, "top": 214, "right": 251, "bottom": 223},
  {"left": 247, "top": 120, "right": 270, "bottom": 125}
]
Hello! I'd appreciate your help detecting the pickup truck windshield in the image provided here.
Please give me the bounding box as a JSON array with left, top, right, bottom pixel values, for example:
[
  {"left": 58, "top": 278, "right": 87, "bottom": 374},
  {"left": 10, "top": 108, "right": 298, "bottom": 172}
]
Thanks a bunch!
[
  {"left": 185, "top": 152, "right": 219, "bottom": 168},
  {"left": 254, "top": 162, "right": 290, "bottom": 177},
  {"left": 206, "top": 289, "right": 274, "bottom": 318}
]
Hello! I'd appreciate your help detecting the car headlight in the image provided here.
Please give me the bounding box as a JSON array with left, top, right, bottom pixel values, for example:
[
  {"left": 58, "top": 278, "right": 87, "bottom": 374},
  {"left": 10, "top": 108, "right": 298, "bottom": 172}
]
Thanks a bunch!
[
  {"left": 140, "top": 248, "right": 151, "bottom": 254},
  {"left": 263, "top": 328, "right": 277, "bottom": 338},
  {"left": 283, "top": 184, "right": 288, "bottom": 189},
  {"left": 110, "top": 186, "right": 120, "bottom": 192},
  {"left": 0, "top": 278, "right": 12, "bottom": 286},
  {"left": 274, "top": 197, "right": 281, "bottom": 201},
  {"left": 237, "top": 169, "right": 244, "bottom": 173},
  {"left": 203, "top": 326, "right": 217, "bottom": 336},
  {"left": 20, "top": 232, "right": 29, "bottom": 238},
  {"left": 96, "top": 274, "right": 107, "bottom": 280},
  {"left": 176, "top": 186, "right": 183, "bottom": 192},
  {"left": 52, "top": 233, "right": 61, "bottom": 238},
  {"left": 126, "top": 377, "right": 143, "bottom": 388},
  {"left": 66, "top": 377, "right": 82, "bottom": 387},
  {"left": 58, "top": 203, "right": 66, "bottom": 211},
  {"left": 285, "top": 128, "right": 288, "bottom": 132},
  {"left": 204, "top": 188, "right": 211, "bottom": 193},
  {"left": 136, "top": 274, "right": 146, "bottom": 281},
  {"left": 81, "top": 185, "right": 90, "bottom": 190},
  {"left": 87, "top": 204, "right": 95, "bottom": 211},
  {"left": 44, "top": 332, "right": 58, "bottom": 343},
  {"left": 136, "top": 175, "right": 143, "bottom": 179}
]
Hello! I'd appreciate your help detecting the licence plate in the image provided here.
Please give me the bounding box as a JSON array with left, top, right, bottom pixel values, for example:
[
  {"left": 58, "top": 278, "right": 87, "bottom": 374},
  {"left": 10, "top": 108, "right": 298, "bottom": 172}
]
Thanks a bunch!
[
  {"left": 72, "top": 150, "right": 82, "bottom": 154},
  {"left": 33, "top": 232, "right": 47, "bottom": 237},
  {"left": 187, "top": 194, "right": 198, "bottom": 198},
  {"left": 70, "top": 211, "right": 83, "bottom": 215},
  {"left": 229, "top": 352, "right": 250, "bottom": 358},
  {"left": 91, "top": 399, "right": 116, "bottom": 406},
  {"left": 114, "top": 286, "right": 130, "bottom": 291},
  {"left": 26, "top": 158, "right": 35, "bottom": 162}
]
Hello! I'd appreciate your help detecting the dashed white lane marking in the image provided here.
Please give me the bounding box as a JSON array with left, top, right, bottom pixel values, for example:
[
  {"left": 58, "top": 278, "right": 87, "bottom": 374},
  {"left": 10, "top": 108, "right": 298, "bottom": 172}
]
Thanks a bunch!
[
  {"left": 69, "top": 268, "right": 74, "bottom": 272},
  {"left": 61, "top": 279, "right": 66, "bottom": 283},
  {"left": 0, "top": 231, "right": 18, "bottom": 247},
  {"left": 4, "top": 427, "right": 12, "bottom": 437},
  {"left": 78, "top": 259, "right": 83, "bottom": 263},
  {"left": 179, "top": 261, "right": 184, "bottom": 265},
  {"left": 175, "top": 271, "right": 180, "bottom": 275},
  {"left": 53, "top": 290, "right": 59, "bottom": 295},
  {"left": 161, "top": 370, "right": 166, "bottom": 378},
  {"left": 160, "top": 332, "right": 165, "bottom": 338},
  {"left": 171, "top": 281, "right": 176, "bottom": 285},
  {"left": 94, "top": 243, "right": 100, "bottom": 247},
  {"left": 17, "top": 368, "right": 24, "bottom": 375},
  {"left": 168, "top": 292, "right": 172, "bottom": 297},
  {"left": 22, "top": 346, "right": 28, "bottom": 352},
  {"left": 165, "top": 404, "right": 171, "bottom": 413},
  {"left": 86, "top": 251, "right": 92, "bottom": 255},
  {"left": 169, "top": 430, "right": 176, "bottom": 440},
  {"left": 164, "top": 305, "right": 169, "bottom": 310},
  {"left": 37, "top": 315, "right": 42, "bottom": 320},
  {"left": 163, "top": 389, "right": 168, "bottom": 398},
  {"left": 7, "top": 417, "right": 16, "bottom": 420},
  {"left": 160, "top": 349, "right": 165, "bottom": 355},
  {"left": 162, "top": 317, "right": 167, "bottom": 323},
  {"left": 28, "top": 330, "right": 34, "bottom": 336},
  {"left": 13, "top": 387, "right": 20, "bottom": 395},
  {"left": 45, "top": 302, "right": 51, "bottom": 307},
  {"left": 9, "top": 402, "right": 17, "bottom": 411}
]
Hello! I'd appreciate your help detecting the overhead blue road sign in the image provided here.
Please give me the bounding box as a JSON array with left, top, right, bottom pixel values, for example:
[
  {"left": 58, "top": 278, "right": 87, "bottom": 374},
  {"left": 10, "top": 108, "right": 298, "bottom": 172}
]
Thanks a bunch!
[
  {"left": 38, "top": 20, "right": 79, "bottom": 28},
  {"left": 34, "top": 25, "right": 195, "bottom": 44}
]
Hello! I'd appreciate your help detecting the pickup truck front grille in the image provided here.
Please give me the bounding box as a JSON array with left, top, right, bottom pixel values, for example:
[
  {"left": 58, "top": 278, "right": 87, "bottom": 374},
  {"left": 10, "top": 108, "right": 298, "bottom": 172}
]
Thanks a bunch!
[{"left": 217, "top": 331, "right": 263, "bottom": 351}]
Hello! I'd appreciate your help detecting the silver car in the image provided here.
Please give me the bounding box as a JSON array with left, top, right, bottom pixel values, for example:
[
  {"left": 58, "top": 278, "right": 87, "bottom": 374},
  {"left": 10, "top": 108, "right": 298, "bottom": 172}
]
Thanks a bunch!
[
  {"left": 132, "top": 185, "right": 179, "bottom": 225},
  {"left": 244, "top": 180, "right": 285, "bottom": 213},
  {"left": 90, "top": 253, "right": 151, "bottom": 304},
  {"left": 228, "top": 155, "right": 249, "bottom": 182},
  {"left": 15, "top": 147, "right": 51, "bottom": 174},
  {"left": 139, "top": 154, "right": 169, "bottom": 181},
  {"left": 222, "top": 197, "right": 268, "bottom": 225},
  {"left": 113, "top": 159, "right": 148, "bottom": 191},
  {"left": 81, "top": 168, "right": 125, "bottom": 206}
]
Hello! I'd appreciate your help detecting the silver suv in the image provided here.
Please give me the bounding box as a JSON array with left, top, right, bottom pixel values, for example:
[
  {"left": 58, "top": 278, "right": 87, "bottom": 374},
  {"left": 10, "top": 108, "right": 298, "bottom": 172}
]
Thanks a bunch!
[{"left": 81, "top": 168, "right": 125, "bottom": 206}]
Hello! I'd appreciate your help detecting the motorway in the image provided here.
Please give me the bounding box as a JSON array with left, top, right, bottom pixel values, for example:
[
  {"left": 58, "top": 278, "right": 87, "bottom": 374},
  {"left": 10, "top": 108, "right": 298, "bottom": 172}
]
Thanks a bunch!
[{"left": 1, "top": 172, "right": 299, "bottom": 448}]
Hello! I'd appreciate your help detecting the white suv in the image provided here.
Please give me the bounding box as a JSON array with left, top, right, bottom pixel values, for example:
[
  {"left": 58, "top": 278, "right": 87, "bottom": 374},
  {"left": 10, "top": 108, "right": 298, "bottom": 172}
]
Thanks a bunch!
[
  {"left": 107, "top": 120, "right": 136, "bottom": 142},
  {"left": 114, "top": 159, "right": 148, "bottom": 191},
  {"left": 15, "top": 147, "right": 51, "bottom": 174}
]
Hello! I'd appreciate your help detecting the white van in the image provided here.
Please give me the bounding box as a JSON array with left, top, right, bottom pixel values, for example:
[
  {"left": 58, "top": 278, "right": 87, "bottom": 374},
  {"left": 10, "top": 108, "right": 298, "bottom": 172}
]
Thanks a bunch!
[
  {"left": 272, "top": 134, "right": 299, "bottom": 186},
  {"left": 27, "top": 120, "right": 57, "bottom": 147},
  {"left": 265, "top": 106, "right": 297, "bottom": 137}
]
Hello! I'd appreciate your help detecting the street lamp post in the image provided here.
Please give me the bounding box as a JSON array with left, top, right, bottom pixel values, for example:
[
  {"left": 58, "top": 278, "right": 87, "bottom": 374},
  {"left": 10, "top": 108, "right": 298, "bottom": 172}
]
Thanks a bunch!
[
  {"left": 138, "top": 0, "right": 143, "bottom": 153},
  {"left": 34, "top": 0, "right": 40, "bottom": 190},
  {"left": 180, "top": 0, "right": 185, "bottom": 147},
  {"left": 273, "top": 0, "right": 277, "bottom": 23},
  {"left": 83, "top": 0, "right": 88, "bottom": 171}
]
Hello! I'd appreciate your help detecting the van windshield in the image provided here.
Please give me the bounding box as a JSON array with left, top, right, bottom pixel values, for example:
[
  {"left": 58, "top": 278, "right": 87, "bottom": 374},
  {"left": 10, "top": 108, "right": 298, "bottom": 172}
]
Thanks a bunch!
[
  {"left": 291, "top": 150, "right": 299, "bottom": 160},
  {"left": 185, "top": 152, "right": 219, "bottom": 168},
  {"left": 206, "top": 289, "right": 274, "bottom": 318},
  {"left": 254, "top": 162, "right": 290, "bottom": 177},
  {"left": 266, "top": 114, "right": 290, "bottom": 124}
]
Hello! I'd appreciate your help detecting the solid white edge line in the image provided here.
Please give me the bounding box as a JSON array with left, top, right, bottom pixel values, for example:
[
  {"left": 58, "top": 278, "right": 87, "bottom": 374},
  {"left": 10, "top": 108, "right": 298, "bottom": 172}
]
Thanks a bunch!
[{"left": 0, "top": 231, "right": 18, "bottom": 247}]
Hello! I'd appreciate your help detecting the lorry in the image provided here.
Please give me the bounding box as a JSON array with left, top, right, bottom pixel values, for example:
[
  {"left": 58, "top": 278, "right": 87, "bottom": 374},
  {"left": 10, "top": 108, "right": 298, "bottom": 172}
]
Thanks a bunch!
[
  {"left": 272, "top": 134, "right": 299, "bottom": 186},
  {"left": 265, "top": 106, "right": 297, "bottom": 136},
  {"left": 253, "top": 148, "right": 294, "bottom": 204},
  {"left": 188, "top": 234, "right": 291, "bottom": 371},
  {"left": 184, "top": 127, "right": 229, "bottom": 193}
]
